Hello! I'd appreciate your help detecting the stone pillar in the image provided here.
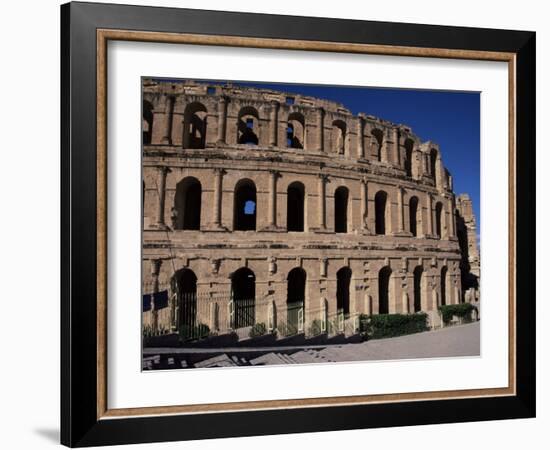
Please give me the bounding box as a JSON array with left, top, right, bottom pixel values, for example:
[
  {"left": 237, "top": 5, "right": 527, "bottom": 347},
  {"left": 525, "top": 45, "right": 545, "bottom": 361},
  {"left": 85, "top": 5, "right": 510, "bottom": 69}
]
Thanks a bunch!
[
  {"left": 397, "top": 187, "right": 404, "bottom": 233},
  {"left": 161, "top": 96, "right": 174, "bottom": 144},
  {"left": 155, "top": 166, "right": 169, "bottom": 229},
  {"left": 212, "top": 168, "right": 226, "bottom": 229},
  {"left": 392, "top": 128, "right": 400, "bottom": 166},
  {"left": 268, "top": 170, "right": 279, "bottom": 228},
  {"left": 382, "top": 130, "right": 390, "bottom": 164},
  {"left": 216, "top": 96, "right": 227, "bottom": 144},
  {"left": 360, "top": 178, "right": 370, "bottom": 233},
  {"left": 356, "top": 116, "right": 365, "bottom": 158},
  {"left": 448, "top": 197, "right": 456, "bottom": 238},
  {"left": 318, "top": 174, "right": 328, "bottom": 230},
  {"left": 269, "top": 101, "right": 279, "bottom": 147},
  {"left": 150, "top": 259, "right": 162, "bottom": 331},
  {"left": 317, "top": 107, "right": 325, "bottom": 152},
  {"left": 426, "top": 193, "right": 433, "bottom": 237}
]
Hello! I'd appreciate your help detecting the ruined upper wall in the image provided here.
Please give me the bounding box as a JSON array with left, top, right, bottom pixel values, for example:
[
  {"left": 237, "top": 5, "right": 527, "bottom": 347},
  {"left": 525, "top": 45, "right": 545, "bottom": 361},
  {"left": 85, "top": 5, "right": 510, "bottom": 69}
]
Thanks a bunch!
[{"left": 142, "top": 79, "right": 453, "bottom": 193}]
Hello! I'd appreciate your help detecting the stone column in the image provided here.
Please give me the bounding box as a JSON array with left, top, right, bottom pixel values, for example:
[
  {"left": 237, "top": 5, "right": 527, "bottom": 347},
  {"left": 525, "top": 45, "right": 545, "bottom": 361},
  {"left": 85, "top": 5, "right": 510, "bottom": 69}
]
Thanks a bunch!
[
  {"left": 448, "top": 197, "right": 456, "bottom": 238},
  {"left": 426, "top": 193, "right": 433, "bottom": 237},
  {"left": 216, "top": 96, "right": 227, "bottom": 144},
  {"left": 382, "top": 130, "right": 390, "bottom": 164},
  {"left": 155, "top": 166, "right": 169, "bottom": 229},
  {"left": 212, "top": 168, "right": 225, "bottom": 229},
  {"left": 318, "top": 174, "right": 328, "bottom": 230},
  {"left": 361, "top": 178, "right": 370, "bottom": 233},
  {"left": 397, "top": 186, "right": 404, "bottom": 233},
  {"left": 269, "top": 101, "right": 279, "bottom": 147},
  {"left": 392, "top": 127, "right": 400, "bottom": 166},
  {"left": 150, "top": 259, "right": 162, "bottom": 331},
  {"left": 268, "top": 170, "right": 279, "bottom": 228},
  {"left": 356, "top": 116, "right": 365, "bottom": 158},
  {"left": 161, "top": 96, "right": 174, "bottom": 144},
  {"left": 316, "top": 107, "right": 325, "bottom": 152}
]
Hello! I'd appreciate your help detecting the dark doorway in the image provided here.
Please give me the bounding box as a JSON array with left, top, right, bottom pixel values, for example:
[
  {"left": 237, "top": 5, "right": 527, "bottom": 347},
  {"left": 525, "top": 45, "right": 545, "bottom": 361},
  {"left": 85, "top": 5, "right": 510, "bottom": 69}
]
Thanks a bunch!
[
  {"left": 174, "top": 177, "right": 201, "bottom": 230},
  {"left": 287, "top": 182, "right": 305, "bottom": 232},
  {"left": 287, "top": 268, "right": 306, "bottom": 332},
  {"left": 409, "top": 196, "right": 419, "bottom": 237},
  {"left": 231, "top": 268, "right": 256, "bottom": 328},
  {"left": 183, "top": 102, "right": 207, "bottom": 149},
  {"left": 234, "top": 180, "right": 257, "bottom": 231},
  {"left": 413, "top": 266, "right": 423, "bottom": 312},
  {"left": 336, "top": 267, "right": 352, "bottom": 316},
  {"left": 238, "top": 107, "right": 260, "bottom": 145},
  {"left": 334, "top": 187, "right": 349, "bottom": 233},
  {"left": 378, "top": 266, "right": 392, "bottom": 314},
  {"left": 404, "top": 139, "right": 414, "bottom": 176},
  {"left": 375, "top": 191, "right": 388, "bottom": 235},
  {"left": 143, "top": 100, "right": 154, "bottom": 145},
  {"left": 174, "top": 269, "right": 197, "bottom": 331}
]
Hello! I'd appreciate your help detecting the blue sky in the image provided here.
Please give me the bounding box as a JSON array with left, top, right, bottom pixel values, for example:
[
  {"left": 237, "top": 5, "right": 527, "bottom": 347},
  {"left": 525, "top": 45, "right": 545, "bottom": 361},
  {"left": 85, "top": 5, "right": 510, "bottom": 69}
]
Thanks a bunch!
[{"left": 177, "top": 78, "right": 480, "bottom": 226}]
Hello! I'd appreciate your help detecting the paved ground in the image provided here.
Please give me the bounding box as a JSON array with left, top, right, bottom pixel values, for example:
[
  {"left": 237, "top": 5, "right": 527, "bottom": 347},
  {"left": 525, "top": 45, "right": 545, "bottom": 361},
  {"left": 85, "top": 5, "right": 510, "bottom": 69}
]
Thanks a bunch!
[{"left": 143, "top": 322, "right": 480, "bottom": 369}]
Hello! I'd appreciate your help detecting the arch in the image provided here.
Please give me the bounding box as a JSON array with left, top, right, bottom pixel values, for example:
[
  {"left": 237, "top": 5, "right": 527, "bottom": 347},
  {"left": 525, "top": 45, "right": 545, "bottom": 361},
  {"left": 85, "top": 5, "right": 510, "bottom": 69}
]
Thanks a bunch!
[
  {"left": 332, "top": 120, "right": 347, "bottom": 154},
  {"left": 173, "top": 268, "right": 198, "bottom": 330},
  {"left": 234, "top": 179, "right": 257, "bottom": 231},
  {"left": 287, "top": 267, "right": 307, "bottom": 332},
  {"left": 404, "top": 138, "right": 414, "bottom": 176},
  {"left": 174, "top": 177, "right": 202, "bottom": 230},
  {"left": 183, "top": 102, "right": 208, "bottom": 149},
  {"left": 238, "top": 106, "right": 260, "bottom": 145},
  {"left": 435, "top": 201, "right": 443, "bottom": 238},
  {"left": 142, "top": 100, "right": 154, "bottom": 145},
  {"left": 375, "top": 190, "right": 388, "bottom": 235},
  {"left": 371, "top": 128, "right": 384, "bottom": 161},
  {"left": 441, "top": 266, "right": 448, "bottom": 306},
  {"left": 409, "top": 195, "right": 419, "bottom": 237},
  {"left": 231, "top": 268, "right": 256, "bottom": 328},
  {"left": 430, "top": 148, "right": 438, "bottom": 178},
  {"left": 413, "top": 266, "right": 423, "bottom": 312},
  {"left": 287, "top": 181, "right": 305, "bottom": 232},
  {"left": 336, "top": 267, "right": 352, "bottom": 316},
  {"left": 287, "top": 112, "right": 305, "bottom": 149},
  {"left": 334, "top": 186, "right": 349, "bottom": 233},
  {"left": 378, "top": 266, "right": 392, "bottom": 314}
]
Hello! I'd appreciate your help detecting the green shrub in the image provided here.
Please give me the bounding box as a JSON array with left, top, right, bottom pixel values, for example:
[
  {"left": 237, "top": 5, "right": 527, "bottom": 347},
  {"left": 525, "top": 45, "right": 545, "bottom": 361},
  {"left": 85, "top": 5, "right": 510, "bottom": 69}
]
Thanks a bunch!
[
  {"left": 178, "top": 323, "right": 210, "bottom": 342},
  {"left": 249, "top": 322, "right": 267, "bottom": 338},
  {"left": 368, "top": 313, "right": 428, "bottom": 339},
  {"left": 439, "top": 303, "right": 476, "bottom": 324},
  {"left": 277, "top": 321, "right": 298, "bottom": 337}
]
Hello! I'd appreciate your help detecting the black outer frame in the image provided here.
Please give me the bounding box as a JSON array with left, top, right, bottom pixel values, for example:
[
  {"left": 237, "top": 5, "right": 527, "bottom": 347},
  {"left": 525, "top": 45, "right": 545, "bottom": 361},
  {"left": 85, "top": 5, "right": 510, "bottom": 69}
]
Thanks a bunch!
[{"left": 60, "top": 1, "right": 536, "bottom": 447}]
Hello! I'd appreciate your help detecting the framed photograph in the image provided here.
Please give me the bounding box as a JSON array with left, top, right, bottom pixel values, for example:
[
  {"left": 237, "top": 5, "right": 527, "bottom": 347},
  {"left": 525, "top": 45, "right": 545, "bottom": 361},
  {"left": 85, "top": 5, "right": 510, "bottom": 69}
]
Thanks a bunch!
[{"left": 61, "top": 1, "right": 535, "bottom": 447}]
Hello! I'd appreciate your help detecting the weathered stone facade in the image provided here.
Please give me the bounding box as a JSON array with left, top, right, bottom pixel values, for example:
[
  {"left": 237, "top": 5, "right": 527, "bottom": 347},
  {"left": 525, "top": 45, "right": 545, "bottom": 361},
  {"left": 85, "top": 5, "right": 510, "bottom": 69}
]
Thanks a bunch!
[{"left": 142, "top": 79, "right": 478, "bottom": 336}]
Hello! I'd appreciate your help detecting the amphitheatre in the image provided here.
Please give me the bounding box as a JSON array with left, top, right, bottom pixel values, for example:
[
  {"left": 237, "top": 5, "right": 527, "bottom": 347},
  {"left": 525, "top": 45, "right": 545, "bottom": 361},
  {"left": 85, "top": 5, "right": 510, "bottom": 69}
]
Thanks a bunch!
[{"left": 141, "top": 79, "right": 480, "bottom": 344}]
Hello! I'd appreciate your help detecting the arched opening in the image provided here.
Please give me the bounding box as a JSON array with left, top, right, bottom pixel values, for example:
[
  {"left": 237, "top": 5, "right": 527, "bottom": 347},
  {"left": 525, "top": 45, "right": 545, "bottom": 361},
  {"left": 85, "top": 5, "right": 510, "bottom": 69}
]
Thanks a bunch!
[
  {"left": 231, "top": 268, "right": 256, "bottom": 328},
  {"left": 409, "top": 196, "right": 419, "bottom": 237},
  {"left": 287, "top": 181, "right": 305, "bottom": 232},
  {"left": 336, "top": 267, "right": 352, "bottom": 316},
  {"left": 413, "top": 266, "right": 423, "bottom": 312},
  {"left": 430, "top": 149, "right": 438, "bottom": 178},
  {"left": 371, "top": 128, "right": 384, "bottom": 161},
  {"left": 287, "top": 112, "right": 305, "bottom": 149},
  {"left": 435, "top": 201, "right": 443, "bottom": 239},
  {"left": 143, "top": 100, "right": 154, "bottom": 145},
  {"left": 173, "top": 268, "right": 197, "bottom": 331},
  {"left": 404, "top": 139, "right": 414, "bottom": 176},
  {"left": 238, "top": 106, "right": 260, "bottom": 145},
  {"left": 441, "top": 266, "right": 448, "bottom": 306},
  {"left": 378, "top": 266, "right": 392, "bottom": 314},
  {"left": 332, "top": 120, "right": 347, "bottom": 154},
  {"left": 287, "top": 268, "right": 306, "bottom": 332},
  {"left": 334, "top": 186, "right": 349, "bottom": 233},
  {"left": 174, "top": 177, "right": 201, "bottom": 230},
  {"left": 375, "top": 190, "right": 388, "bottom": 235},
  {"left": 234, "top": 179, "right": 257, "bottom": 231},
  {"left": 183, "top": 102, "right": 207, "bottom": 149}
]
